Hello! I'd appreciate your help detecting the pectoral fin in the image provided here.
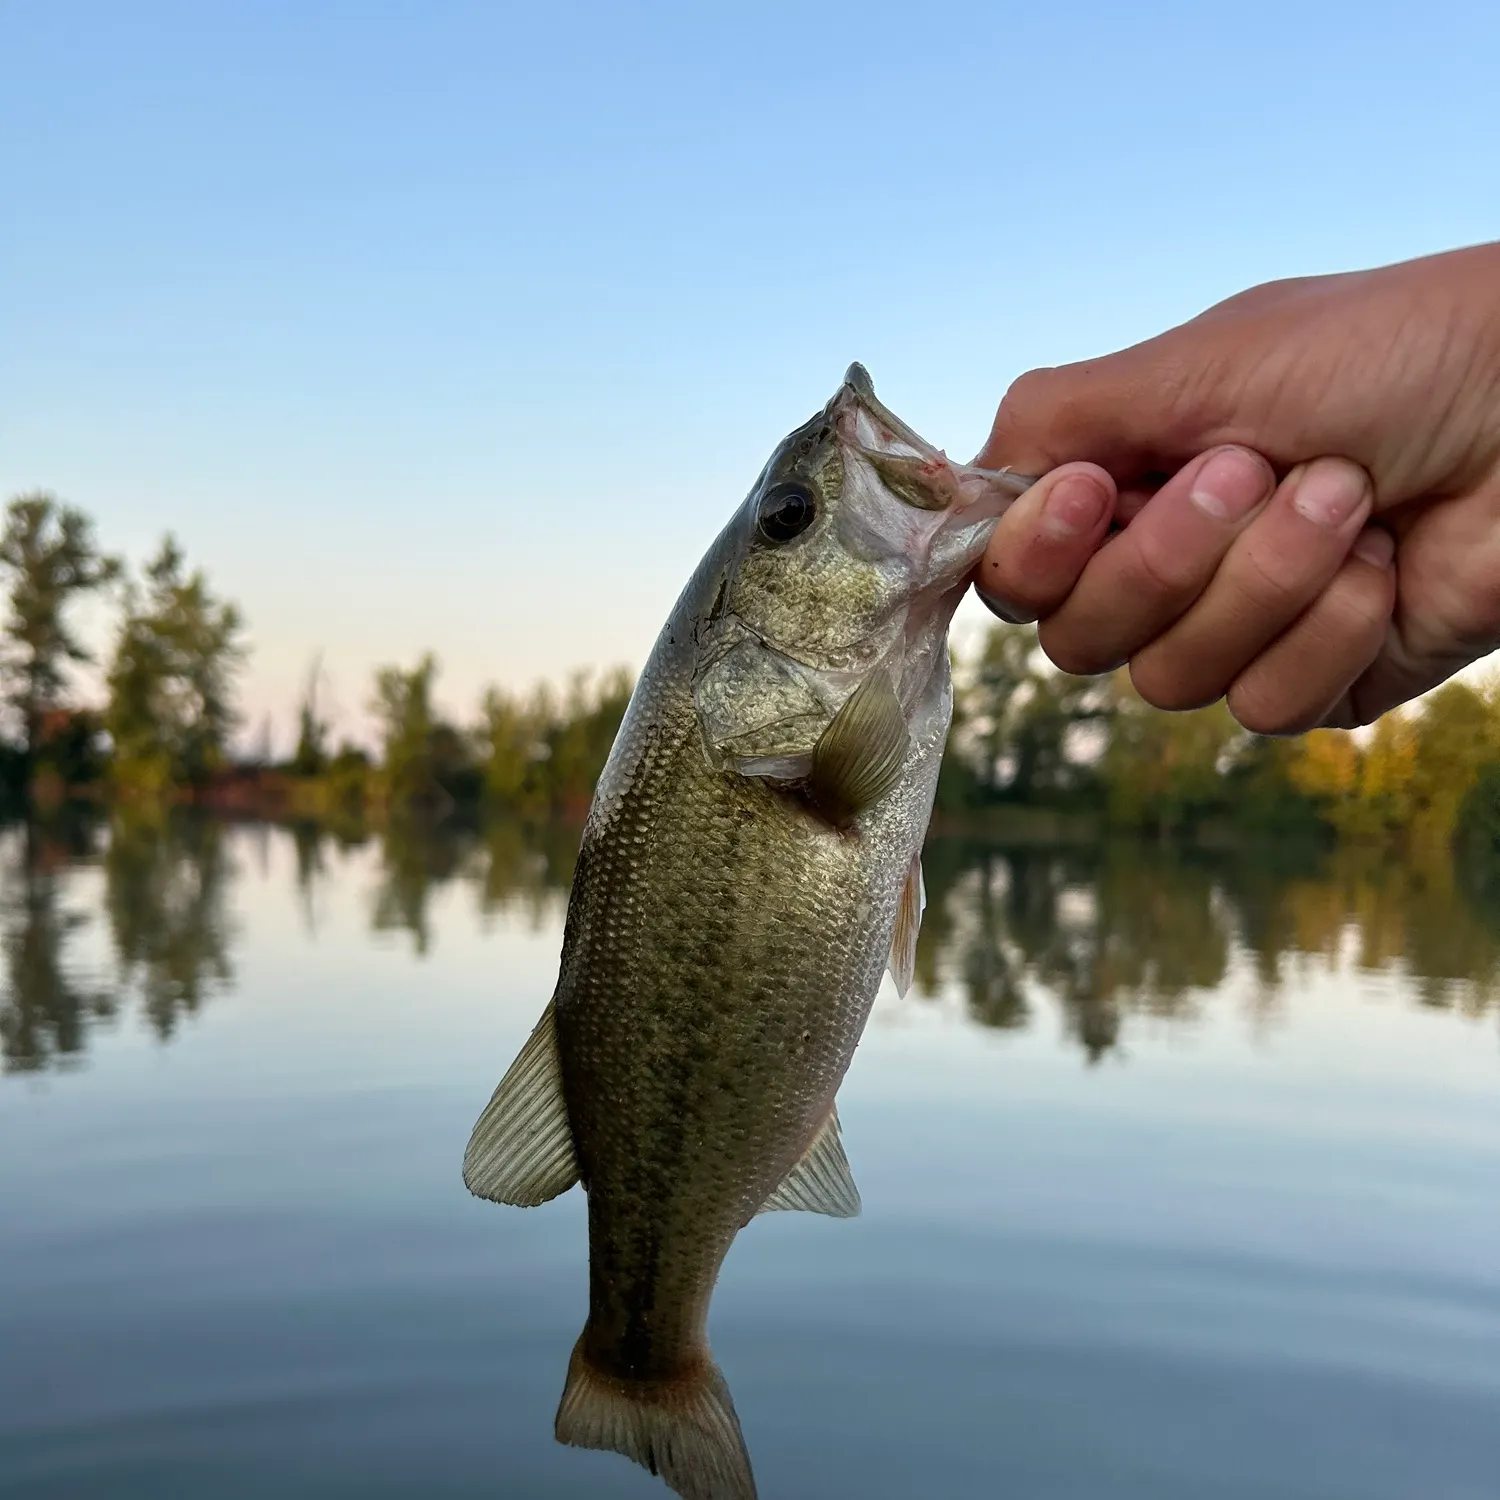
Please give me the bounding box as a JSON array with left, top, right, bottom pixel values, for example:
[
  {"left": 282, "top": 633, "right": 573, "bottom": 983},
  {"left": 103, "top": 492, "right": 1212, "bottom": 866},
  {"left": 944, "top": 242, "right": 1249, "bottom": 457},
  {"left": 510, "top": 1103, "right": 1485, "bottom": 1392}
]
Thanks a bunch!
[
  {"left": 887, "top": 850, "right": 925, "bottom": 998},
  {"left": 806, "top": 671, "right": 908, "bottom": 828},
  {"left": 463, "top": 998, "right": 580, "bottom": 1206},
  {"left": 758, "top": 1106, "right": 861, "bottom": 1218}
]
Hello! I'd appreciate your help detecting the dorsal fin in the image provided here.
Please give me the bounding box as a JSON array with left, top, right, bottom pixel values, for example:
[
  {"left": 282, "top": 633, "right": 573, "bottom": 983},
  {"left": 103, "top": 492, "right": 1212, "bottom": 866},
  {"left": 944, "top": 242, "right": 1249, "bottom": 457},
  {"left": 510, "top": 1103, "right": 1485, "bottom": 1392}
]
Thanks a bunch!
[
  {"left": 463, "top": 999, "right": 581, "bottom": 1206},
  {"left": 758, "top": 1106, "right": 860, "bottom": 1218}
]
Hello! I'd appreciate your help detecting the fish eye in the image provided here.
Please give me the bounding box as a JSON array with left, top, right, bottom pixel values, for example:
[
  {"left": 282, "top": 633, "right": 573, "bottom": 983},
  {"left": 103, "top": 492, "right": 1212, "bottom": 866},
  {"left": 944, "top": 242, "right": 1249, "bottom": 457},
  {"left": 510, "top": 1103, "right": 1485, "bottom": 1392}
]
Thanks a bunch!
[{"left": 756, "top": 482, "right": 817, "bottom": 544}]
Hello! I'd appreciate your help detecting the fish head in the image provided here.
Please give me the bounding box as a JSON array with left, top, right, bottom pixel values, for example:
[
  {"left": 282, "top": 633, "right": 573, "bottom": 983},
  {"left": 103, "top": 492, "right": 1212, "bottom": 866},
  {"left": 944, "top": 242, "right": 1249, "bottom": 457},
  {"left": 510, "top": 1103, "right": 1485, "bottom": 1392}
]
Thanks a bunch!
[{"left": 692, "top": 364, "right": 1034, "bottom": 780}]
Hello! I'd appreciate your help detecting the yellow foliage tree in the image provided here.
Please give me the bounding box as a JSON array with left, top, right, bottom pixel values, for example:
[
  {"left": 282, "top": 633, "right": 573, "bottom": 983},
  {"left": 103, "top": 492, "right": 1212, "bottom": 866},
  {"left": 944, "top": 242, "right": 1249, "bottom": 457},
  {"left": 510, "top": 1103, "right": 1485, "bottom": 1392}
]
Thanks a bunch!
[{"left": 1287, "top": 730, "right": 1359, "bottom": 801}]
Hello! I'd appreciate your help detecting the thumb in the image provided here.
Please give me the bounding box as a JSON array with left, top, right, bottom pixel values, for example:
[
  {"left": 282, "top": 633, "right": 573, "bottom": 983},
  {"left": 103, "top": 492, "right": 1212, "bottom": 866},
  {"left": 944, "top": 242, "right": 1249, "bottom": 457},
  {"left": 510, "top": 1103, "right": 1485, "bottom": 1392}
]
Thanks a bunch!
[{"left": 976, "top": 338, "right": 1235, "bottom": 483}]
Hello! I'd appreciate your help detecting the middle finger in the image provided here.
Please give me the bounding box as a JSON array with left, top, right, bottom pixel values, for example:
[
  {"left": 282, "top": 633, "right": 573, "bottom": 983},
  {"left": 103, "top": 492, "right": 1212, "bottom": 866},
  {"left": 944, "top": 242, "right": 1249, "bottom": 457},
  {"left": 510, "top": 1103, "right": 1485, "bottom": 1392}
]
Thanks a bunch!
[
  {"left": 1130, "top": 457, "right": 1375, "bottom": 711},
  {"left": 1038, "top": 445, "right": 1276, "bottom": 676}
]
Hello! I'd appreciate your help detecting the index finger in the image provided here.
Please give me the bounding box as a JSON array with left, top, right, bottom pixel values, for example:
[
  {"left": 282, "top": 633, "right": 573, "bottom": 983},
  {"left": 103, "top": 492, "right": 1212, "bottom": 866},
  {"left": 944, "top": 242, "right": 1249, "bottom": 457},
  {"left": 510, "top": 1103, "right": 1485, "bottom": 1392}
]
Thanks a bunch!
[
  {"left": 973, "top": 462, "right": 1116, "bottom": 624},
  {"left": 977, "top": 351, "right": 1210, "bottom": 481}
]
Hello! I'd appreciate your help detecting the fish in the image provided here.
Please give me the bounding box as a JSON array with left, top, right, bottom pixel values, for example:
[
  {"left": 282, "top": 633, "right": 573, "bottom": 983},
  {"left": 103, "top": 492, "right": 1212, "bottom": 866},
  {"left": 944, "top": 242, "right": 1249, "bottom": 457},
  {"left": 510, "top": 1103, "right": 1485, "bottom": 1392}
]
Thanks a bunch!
[{"left": 463, "top": 364, "right": 1035, "bottom": 1500}]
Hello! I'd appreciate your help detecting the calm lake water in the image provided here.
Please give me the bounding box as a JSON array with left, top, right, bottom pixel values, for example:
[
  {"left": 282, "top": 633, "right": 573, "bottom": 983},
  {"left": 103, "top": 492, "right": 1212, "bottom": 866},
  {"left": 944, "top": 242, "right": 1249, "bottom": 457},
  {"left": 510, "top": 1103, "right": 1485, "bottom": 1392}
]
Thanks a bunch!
[{"left": 2, "top": 817, "right": 1497, "bottom": 1499}]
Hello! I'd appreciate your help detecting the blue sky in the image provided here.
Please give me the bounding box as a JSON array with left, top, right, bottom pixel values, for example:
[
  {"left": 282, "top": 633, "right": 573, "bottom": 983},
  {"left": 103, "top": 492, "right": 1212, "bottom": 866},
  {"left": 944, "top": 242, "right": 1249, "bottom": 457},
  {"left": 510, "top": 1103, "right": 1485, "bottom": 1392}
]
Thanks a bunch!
[{"left": 3, "top": 1, "right": 1498, "bottom": 749}]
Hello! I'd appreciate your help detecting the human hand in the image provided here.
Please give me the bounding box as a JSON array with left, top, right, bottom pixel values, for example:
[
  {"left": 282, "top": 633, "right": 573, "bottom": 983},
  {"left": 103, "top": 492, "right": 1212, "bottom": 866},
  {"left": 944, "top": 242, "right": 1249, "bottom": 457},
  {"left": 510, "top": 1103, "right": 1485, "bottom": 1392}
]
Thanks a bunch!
[{"left": 975, "top": 242, "right": 1500, "bottom": 729}]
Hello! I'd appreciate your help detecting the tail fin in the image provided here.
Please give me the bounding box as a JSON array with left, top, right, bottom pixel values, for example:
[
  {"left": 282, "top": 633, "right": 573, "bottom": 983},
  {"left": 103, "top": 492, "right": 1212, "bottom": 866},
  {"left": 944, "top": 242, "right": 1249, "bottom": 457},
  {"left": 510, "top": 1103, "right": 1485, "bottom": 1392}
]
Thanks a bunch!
[{"left": 554, "top": 1334, "right": 756, "bottom": 1500}]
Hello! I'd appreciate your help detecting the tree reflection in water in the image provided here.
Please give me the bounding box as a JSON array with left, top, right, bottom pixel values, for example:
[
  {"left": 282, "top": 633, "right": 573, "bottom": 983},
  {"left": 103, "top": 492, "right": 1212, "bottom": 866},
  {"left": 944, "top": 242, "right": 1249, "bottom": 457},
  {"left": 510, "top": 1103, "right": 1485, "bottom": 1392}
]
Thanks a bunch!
[
  {"left": 0, "top": 818, "right": 113, "bottom": 1073},
  {"left": 104, "top": 811, "right": 236, "bottom": 1041},
  {"left": 915, "top": 834, "right": 1500, "bottom": 1059},
  {"left": 3, "top": 815, "right": 1498, "bottom": 1074}
]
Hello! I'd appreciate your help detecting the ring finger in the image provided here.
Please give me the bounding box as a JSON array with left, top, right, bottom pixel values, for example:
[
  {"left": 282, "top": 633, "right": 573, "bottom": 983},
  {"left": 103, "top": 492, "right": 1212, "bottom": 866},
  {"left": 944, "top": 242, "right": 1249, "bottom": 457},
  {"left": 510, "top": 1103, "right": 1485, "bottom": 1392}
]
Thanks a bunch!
[
  {"left": 1227, "top": 528, "right": 1396, "bottom": 734},
  {"left": 1129, "top": 457, "right": 1375, "bottom": 711}
]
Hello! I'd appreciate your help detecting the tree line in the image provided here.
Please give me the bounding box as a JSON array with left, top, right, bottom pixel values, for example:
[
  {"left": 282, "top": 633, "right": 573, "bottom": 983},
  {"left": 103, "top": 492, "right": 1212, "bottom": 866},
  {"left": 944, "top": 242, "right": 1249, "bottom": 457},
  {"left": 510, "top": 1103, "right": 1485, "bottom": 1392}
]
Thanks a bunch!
[
  {"left": 0, "top": 490, "right": 632, "bottom": 819},
  {"left": 936, "top": 621, "right": 1500, "bottom": 853},
  {"left": 0, "top": 493, "right": 248, "bottom": 804},
  {"left": 7, "top": 486, "right": 1500, "bottom": 851},
  {"left": 292, "top": 652, "right": 633, "bottom": 824}
]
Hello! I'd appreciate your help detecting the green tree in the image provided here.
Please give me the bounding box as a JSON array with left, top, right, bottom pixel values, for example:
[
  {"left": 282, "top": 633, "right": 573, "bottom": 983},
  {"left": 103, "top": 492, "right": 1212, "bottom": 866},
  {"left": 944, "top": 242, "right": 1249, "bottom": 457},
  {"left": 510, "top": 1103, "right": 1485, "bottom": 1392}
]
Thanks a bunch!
[
  {"left": 477, "top": 682, "right": 550, "bottom": 814},
  {"left": 373, "top": 653, "right": 437, "bottom": 803},
  {"left": 964, "top": 625, "right": 1037, "bottom": 796},
  {"left": 105, "top": 536, "right": 247, "bottom": 792},
  {"left": 1103, "top": 673, "right": 1241, "bottom": 833},
  {"left": 476, "top": 666, "right": 631, "bottom": 818},
  {"left": 292, "top": 654, "right": 330, "bottom": 776},
  {"left": 545, "top": 667, "right": 632, "bottom": 816},
  {"left": 0, "top": 493, "right": 120, "bottom": 770},
  {"left": 1007, "top": 668, "right": 1112, "bottom": 803},
  {"left": 370, "top": 653, "right": 481, "bottom": 808},
  {"left": 951, "top": 624, "right": 1111, "bottom": 806},
  {"left": 1407, "top": 680, "right": 1500, "bottom": 850},
  {"left": 1457, "top": 763, "right": 1500, "bottom": 858},
  {"left": 1226, "top": 734, "right": 1328, "bottom": 836},
  {"left": 1354, "top": 711, "right": 1419, "bottom": 836}
]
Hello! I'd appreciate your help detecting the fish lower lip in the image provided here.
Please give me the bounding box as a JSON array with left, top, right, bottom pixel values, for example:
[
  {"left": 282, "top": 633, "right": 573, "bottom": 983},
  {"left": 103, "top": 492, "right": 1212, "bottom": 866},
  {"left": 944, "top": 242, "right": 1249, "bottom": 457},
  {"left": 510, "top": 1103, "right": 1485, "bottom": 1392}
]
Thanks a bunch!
[
  {"left": 959, "top": 466, "right": 1039, "bottom": 502},
  {"left": 991, "top": 466, "right": 1039, "bottom": 490}
]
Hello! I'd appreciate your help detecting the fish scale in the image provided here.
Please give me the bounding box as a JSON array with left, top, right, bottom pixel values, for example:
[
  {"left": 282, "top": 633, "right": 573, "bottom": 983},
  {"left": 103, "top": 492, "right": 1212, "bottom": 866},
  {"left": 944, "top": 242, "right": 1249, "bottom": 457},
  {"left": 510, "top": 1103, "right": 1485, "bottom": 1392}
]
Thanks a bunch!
[{"left": 463, "top": 365, "right": 1034, "bottom": 1500}]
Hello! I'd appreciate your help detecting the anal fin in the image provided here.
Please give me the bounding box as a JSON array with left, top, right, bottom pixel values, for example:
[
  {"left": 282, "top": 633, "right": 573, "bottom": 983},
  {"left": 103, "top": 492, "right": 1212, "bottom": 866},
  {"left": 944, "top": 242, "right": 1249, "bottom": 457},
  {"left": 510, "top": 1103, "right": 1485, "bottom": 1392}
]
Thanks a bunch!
[
  {"left": 758, "top": 1106, "right": 861, "bottom": 1218},
  {"left": 887, "top": 850, "right": 925, "bottom": 998},
  {"left": 463, "top": 998, "right": 580, "bottom": 1206}
]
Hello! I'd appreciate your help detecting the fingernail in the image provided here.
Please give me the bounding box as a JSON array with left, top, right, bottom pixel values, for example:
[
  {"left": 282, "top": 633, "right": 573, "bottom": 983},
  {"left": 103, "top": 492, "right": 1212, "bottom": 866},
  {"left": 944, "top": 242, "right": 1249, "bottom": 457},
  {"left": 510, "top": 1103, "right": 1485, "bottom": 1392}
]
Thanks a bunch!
[
  {"left": 1040, "top": 473, "right": 1109, "bottom": 540},
  {"left": 1292, "top": 459, "right": 1370, "bottom": 528},
  {"left": 1352, "top": 526, "right": 1395, "bottom": 568},
  {"left": 1189, "top": 447, "right": 1273, "bottom": 522},
  {"left": 978, "top": 593, "right": 1038, "bottom": 625}
]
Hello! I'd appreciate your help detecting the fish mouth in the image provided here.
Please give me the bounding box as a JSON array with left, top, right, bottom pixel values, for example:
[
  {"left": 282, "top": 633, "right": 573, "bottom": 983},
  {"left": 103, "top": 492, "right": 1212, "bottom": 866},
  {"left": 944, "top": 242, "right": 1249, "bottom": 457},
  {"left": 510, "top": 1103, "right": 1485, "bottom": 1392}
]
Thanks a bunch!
[
  {"left": 828, "top": 362, "right": 1038, "bottom": 519},
  {"left": 835, "top": 362, "right": 937, "bottom": 462}
]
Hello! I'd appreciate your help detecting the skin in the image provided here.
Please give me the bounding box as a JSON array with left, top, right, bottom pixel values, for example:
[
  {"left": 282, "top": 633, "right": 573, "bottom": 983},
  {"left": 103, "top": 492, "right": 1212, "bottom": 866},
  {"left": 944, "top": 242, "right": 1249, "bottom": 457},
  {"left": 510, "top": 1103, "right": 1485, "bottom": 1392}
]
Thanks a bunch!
[{"left": 970, "top": 242, "right": 1500, "bottom": 731}]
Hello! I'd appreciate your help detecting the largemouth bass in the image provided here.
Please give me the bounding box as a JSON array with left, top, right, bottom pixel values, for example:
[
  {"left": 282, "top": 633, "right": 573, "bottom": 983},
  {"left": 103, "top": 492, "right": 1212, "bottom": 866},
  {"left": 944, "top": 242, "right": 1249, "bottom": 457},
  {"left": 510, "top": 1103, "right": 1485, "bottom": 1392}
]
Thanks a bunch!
[{"left": 464, "top": 365, "right": 1033, "bottom": 1500}]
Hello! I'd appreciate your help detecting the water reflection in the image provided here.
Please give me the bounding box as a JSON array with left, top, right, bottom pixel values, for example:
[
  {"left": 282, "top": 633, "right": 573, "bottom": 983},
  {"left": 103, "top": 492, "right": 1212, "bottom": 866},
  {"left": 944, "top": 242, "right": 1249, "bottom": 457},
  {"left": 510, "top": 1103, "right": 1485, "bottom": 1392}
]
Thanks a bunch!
[
  {"left": 0, "top": 820, "right": 114, "bottom": 1073},
  {"left": 369, "top": 815, "right": 474, "bottom": 956},
  {"left": 105, "top": 813, "right": 236, "bottom": 1042},
  {"left": 3, "top": 815, "right": 1499, "bottom": 1074},
  {"left": 0, "top": 812, "right": 242, "bottom": 1073},
  {"left": 919, "top": 835, "right": 1500, "bottom": 1058}
]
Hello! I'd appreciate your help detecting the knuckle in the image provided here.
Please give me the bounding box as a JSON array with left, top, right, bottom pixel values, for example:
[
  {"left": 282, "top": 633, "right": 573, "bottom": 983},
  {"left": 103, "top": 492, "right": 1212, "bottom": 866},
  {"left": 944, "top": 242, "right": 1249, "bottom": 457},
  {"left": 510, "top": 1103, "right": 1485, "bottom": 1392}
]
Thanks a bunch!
[
  {"left": 1000, "top": 366, "right": 1061, "bottom": 418},
  {"left": 1129, "top": 652, "right": 1220, "bottom": 713},
  {"left": 1335, "top": 574, "right": 1395, "bottom": 637},
  {"left": 1037, "top": 621, "right": 1114, "bottom": 677},
  {"left": 1227, "top": 679, "right": 1303, "bottom": 736},
  {"left": 1128, "top": 531, "right": 1202, "bottom": 599},
  {"left": 1312, "top": 562, "right": 1394, "bottom": 644},
  {"left": 1224, "top": 564, "right": 1394, "bottom": 738},
  {"left": 1234, "top": 542, "right": 1310, "bottom": 613},
  {"left": 985, "top": 369, "right": 1059, "bottom": 458}
]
